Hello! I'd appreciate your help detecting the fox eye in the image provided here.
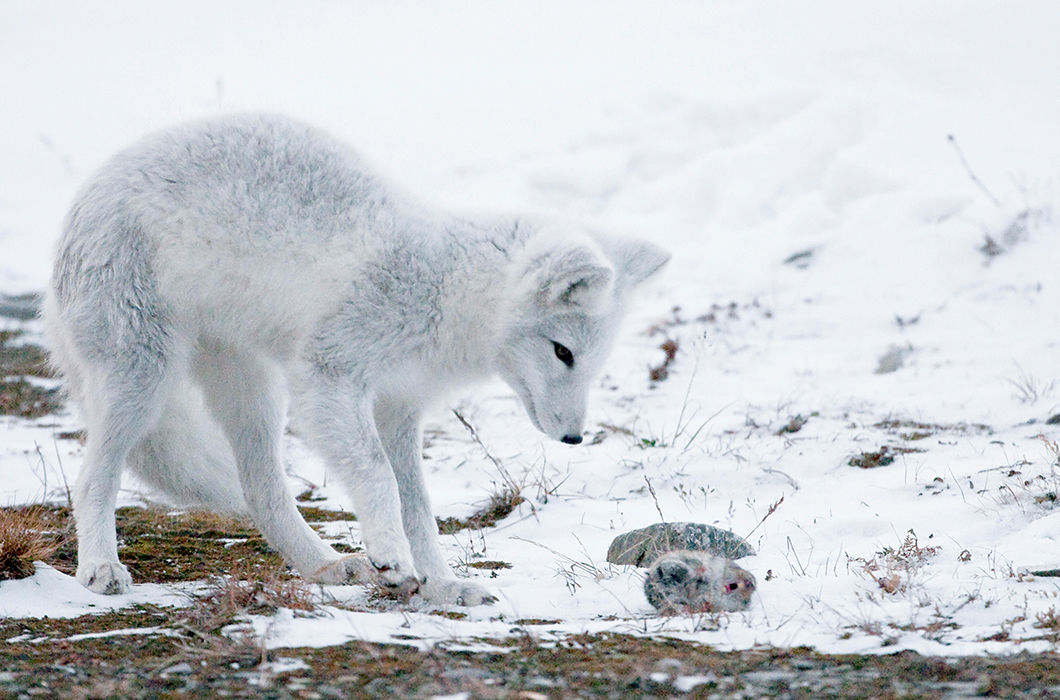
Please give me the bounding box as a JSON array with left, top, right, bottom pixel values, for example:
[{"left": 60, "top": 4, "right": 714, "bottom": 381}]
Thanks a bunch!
[{"left": 552, "top": 341, "right": 574, "bottom": 368}]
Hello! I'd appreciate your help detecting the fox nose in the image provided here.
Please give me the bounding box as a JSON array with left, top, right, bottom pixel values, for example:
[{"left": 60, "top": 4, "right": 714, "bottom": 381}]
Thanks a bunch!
[{"left": 560, "top": 434, "right": 583, "bottom": 445}]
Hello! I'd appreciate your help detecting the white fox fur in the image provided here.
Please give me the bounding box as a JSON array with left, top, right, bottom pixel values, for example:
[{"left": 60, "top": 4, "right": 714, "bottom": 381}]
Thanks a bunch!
[{"left": 43, "top": 114, "right": 669, "bottom": 605}]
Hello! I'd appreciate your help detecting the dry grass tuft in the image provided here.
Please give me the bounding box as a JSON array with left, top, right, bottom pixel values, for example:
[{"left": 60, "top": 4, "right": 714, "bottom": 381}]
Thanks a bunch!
[
  {"left": 1034, "top": 606, "right": 1060, "bottom": 634},
  {"left": 851, "top": 530, "right": 940, "bottom": 595},
  {"left": 649, "top": 337, "right": 679, "bottom": 382},
  {"left": 179, "top": 560, "right": 317, "bottom": 632},
  {"left": 776, "top": 414, "right": 809, "bottom": 435},
  {"left": 0, "top": 506, "right": 66, "bottom": 580}
]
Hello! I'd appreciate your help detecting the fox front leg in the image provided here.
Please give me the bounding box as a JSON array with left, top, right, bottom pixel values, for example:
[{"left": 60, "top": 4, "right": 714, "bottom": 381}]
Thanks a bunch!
[
  {"left": 295, "top": 378, "right": 424, "bottom": 597},
  {"left": 374, "top": 400, "right": 497, "bottom": 606}
]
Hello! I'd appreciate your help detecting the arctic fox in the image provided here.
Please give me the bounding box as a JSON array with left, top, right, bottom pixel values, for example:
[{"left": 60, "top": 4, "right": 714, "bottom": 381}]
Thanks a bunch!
[{"left": 43, "top": 114, "right": 669, "bottom": 605}]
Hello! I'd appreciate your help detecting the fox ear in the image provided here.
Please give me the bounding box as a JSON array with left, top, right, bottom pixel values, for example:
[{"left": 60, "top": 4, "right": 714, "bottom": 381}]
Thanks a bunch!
[
  {"left": 543, "top": 245, "right": 615, "bottom": 309},
  {"left": 602, "top": 237, "right": 670, "bottom": 289},
  {"left": 520, "top": 239, "right": 615, "bottom": 311}
]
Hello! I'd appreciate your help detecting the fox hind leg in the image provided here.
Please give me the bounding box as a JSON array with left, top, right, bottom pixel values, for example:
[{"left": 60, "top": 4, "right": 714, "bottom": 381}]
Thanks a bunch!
[
  {"left": 72, "top": 351, "right": 176, "bottom": 594},
  {"left": 46, "top": 280, "right": 180, "bottom": 593},
  {"left": 47, "top": 216, "right": 186, "bottom": 594}
]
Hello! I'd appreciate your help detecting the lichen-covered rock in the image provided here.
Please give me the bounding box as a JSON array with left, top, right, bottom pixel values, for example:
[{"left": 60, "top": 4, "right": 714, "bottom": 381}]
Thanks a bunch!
[
  {"left": 606, "top": 522, "right": 754, "bottom": 566},
  {"left": 643, "top": 550, "right": 756, "bottom": 614}
]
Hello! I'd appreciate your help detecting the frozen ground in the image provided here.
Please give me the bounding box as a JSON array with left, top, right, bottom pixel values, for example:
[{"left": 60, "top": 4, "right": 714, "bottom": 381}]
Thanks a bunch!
[{"left": 2, "top": 0, "right": 1059, "bottom": 656}]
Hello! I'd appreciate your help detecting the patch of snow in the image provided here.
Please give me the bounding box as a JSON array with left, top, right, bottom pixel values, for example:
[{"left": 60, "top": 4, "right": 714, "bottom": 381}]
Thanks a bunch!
[
  {"left": 2, "top": 0, "right": 1060, "bottom": 657},
  {"left": 0, "top": 564, "right": 191, "bottom": 619},
  {"left": 674, "top": 674, "right": 717, "bottom": 692},
  {"left": 65, "top": 626, "right": 178, "bottom": 642}
]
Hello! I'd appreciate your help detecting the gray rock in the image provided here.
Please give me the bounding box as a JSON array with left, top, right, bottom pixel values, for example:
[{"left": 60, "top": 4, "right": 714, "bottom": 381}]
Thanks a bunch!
[
  {"left": 875, "top": 345, "right": 912, "bottom": 374},
  {"left": 606, "top": 522, "right": 754, "bottom": 566}
]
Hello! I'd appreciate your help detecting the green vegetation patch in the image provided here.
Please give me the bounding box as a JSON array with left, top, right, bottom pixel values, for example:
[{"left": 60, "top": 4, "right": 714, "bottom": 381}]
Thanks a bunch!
[
  {"left": 0, "top": 501, "right": 369, "bottom": 587},
  {"left": 0, "top": 504, "right": 286, "bottom": 583},
  {"left": 296, "top": 505, "right": 358, "bottom": 522},
  {"left": 115, "top": 507, "right": 286, "bottom": 582},
  {"left": 0, "top": 502, "right": 365, "bottom": 586}
]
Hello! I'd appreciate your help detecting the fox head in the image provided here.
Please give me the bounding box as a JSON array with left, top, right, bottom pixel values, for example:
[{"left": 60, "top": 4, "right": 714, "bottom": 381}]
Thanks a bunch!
[{"left": 495, "top": 227, "right": 669, "bottom": 444}]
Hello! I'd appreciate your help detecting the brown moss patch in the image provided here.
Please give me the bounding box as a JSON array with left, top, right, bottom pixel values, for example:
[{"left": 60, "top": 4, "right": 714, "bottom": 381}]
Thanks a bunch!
[
  {"left": 648, "top": 337, "right": 679, "bottom": 382},
  {"left": 513, "top": 618, "right": 562, "bottom": 625},
  {"left": 901, "top": 431, "right": 933, "bottom": 441},
  {"left": 467, "top": 560, "right": 512, "bottom": 571},
  {"left": 2, "top": 619, "right": 1060, "bottom": 697},
  {"left": 56, "top": 429, "right": 86, "bottom": 442},
  {"left": 874, "top": 419, "right": 993, "bottom": 436},
  {"left": 849, "top": 447, "right": 895, "bottom": 469},
  {"left": 776, "top": 414, "right": 811, "bottom": 435},
  {"left": 0, "top": 331, "right": 61, "bottom": 419},
  {"left": 849, "top": 445, "right": 925, "bottom": 469},
  {"left": 0, "top": 377, "right": 63, "bottom": 418},
  {"left": 0, "top": 330, "right": 53, "bottom": 378},
  {"left": 436, "top": 488, "right": 525, "bottom": 535}
]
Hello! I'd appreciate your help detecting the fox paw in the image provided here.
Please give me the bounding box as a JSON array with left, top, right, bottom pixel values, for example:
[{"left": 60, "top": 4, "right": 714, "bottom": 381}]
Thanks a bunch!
[
  {"left": 420, "top": 578, "right": 497, "bottom": 606},
  {"left": 310, "top": 555, "right": 423, "bottom": 600},
  {"left": 77, "top": 560, "right": 132, "bottom": 595},
  {"left": 310, "top": 555, "right": 376, "bottom": 584},
  {"left": 368, "top": 557, "right": 424, "bottom": 600}
]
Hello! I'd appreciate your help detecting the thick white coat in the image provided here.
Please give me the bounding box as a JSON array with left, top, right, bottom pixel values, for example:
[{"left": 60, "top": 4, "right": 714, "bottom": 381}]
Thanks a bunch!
[{"left": 43, "top": 114, "right": 669, "bottom": 604}]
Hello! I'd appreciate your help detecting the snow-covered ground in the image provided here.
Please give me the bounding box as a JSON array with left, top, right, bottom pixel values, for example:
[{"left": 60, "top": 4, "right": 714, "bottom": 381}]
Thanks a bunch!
[{"left": 2, "top": 0, "right": 1059, "bottom": 655}]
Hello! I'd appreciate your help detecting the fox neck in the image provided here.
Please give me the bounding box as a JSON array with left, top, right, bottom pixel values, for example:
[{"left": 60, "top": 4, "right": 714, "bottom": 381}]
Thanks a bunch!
[{"left": 432, "top": 216, "right": 532, "bottom": 380}]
